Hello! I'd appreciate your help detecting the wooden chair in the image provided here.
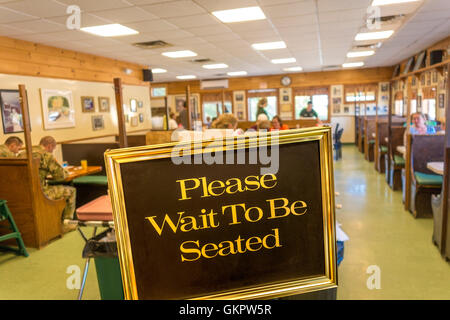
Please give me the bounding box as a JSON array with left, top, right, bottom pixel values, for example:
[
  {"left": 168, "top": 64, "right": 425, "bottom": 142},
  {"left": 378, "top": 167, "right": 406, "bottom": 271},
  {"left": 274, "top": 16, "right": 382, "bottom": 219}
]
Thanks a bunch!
[
  {"left": 0, "top": 158, "right": 66, "bottom": 248},
  {"left": 375, "top": 122, "right": 388, "bottom": 173},
  {"left": 386, "top": 126, "right": 406, "bottom": 190},
  {"left": 364, "top": 117, "right": 376, "bottom": 162},
  {"left": 408, "top": 134, "right": 444, "bottom": 218},
  {"left": 0, "top": 200, "right": 29, "bottom": 257}
]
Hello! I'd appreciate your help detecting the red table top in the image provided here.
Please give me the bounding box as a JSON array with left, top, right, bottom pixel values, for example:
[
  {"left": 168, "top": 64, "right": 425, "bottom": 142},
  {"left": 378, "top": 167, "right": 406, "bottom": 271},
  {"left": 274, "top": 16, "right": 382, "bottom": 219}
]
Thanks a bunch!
[{"left": 76, "top": 195, "right": 113, "bottom": 221}]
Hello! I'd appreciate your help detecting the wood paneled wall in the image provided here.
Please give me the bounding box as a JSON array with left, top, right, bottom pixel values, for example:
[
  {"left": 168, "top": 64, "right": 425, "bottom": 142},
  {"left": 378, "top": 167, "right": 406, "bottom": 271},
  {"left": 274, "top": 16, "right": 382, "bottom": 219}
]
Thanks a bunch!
[
  {"left": 154, "top": 67, "right": 394, "bottom": 95},
  {"left": 0, "top": 36, "right": 147, "bottom": 86}
]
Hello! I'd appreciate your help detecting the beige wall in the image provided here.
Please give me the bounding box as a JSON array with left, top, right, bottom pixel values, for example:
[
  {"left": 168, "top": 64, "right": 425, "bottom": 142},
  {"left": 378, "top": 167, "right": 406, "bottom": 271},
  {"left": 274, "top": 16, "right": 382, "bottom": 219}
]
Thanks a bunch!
[{"left": 0, "top": 73, "right": 152, "bottom": 147}]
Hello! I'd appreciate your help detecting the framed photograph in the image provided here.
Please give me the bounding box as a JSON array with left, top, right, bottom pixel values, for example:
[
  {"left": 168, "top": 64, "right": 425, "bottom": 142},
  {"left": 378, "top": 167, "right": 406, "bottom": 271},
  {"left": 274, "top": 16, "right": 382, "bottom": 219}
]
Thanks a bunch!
[
  {"left": 130, "top": 99, "right": 138, "bottom": 112},
  {"left": 432, "top": 71, "right": 438, "bottom": 84},
  {"left": 40, "top": 89, "right": 75, "bottom": 130},
  {"left": 235, "top": 94, "right": 244, "bottom": 102},
  {"left": 91, "top": 115, "right": 104, "bottom": 131},
  {"left": 0, "top": 89, "right": 29, "bottom": 134},
  {"left": 411, "top": 76, "right": 417, "bottom": 87},
  {"left": 131, "top": 115, "right": 138, "bottom": 127},
  {"left": 98, "top": 97, "right": 110, "bottom": 112},
  {"left": 343, "top": 106, "right": 349, "bottom": 114},
  {"left": 174, "top": 96, "right": 186, "bottom": 113},
  {"left": 426, "top": 72, "right": 431, "bottom": 86},
  {"left": 81, "top": 96, "right": 95, "bottom": 113},
  {"left": 380, "top": 83, "right": 389, "bottom": 92},
  {"left": 139, "top": 113, "right": 144, "bottom": 123},
  {"left": 421, "top": 74, "right": 425, "bottom": 86},
  {"left": 138, "top": 101, "right": 144, "bottom": 108},
  {"left": 438, "top": 94, "right": 445, "bottom": 109},
  {"left": 331, "top": 85, "right": 343, "bottom": 97}
]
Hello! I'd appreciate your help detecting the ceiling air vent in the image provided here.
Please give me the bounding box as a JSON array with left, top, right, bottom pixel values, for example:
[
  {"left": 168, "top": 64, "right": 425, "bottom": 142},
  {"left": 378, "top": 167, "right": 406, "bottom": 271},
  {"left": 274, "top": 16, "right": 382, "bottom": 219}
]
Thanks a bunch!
[
  {"left": 368, "top": 14, "right": 405, "bottom": 26},
  {"left": 354, "top": 42, "right": 382, "bottom": 49},
  {"left": 322, "top": 65, "right": 340, "bottom": 71},
  {"left": 132, "top": 40, "right": 172, "bottom": 49},
  {"left": 191, "top": 58, "right": 213, "bottom": 63}
]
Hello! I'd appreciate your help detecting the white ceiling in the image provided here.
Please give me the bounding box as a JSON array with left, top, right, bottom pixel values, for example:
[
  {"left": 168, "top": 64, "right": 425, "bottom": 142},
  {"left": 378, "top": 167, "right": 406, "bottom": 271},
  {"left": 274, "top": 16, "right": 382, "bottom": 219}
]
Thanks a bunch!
[{"left": 0, "top": 0, "right": 448, "bottom": 82}]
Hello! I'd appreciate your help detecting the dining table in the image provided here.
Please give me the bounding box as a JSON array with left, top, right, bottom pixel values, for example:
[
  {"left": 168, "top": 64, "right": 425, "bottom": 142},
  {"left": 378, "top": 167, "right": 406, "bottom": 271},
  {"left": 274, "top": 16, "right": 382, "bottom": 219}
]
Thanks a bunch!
[
  {"left": 64, "top": 165, "right": 103, "bottom": 182},
  {"left": 427, "top": 162, "right": 444, "bottom": 175}
]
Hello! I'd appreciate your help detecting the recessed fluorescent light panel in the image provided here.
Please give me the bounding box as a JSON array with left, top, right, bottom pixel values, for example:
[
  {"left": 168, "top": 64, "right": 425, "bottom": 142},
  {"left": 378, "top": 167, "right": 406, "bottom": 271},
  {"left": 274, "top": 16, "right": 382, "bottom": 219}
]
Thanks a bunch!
[
  {"left": 343, "top": 62, "right": 365, "bottom": 68},
  {"left": 152, "top": 68, "right": 167, "bottom": 73},
  {"left": 162, "top": 50, "right": 197, "bottom": 58},
  {"left": 347, "top": 50, "right": 375, "bottom": 58},
  {"left": 271, "top": 58, "right": 296, "bottom": 64},
  {"left": 202, "top": 63, "right": 228, "bottom": 69},
  {"left": 283, "top": 66, "right": 303, "bottom": 72},
  {"left": 80, "top": 24, "right": 139, "bottom": 37},
  {"left": 212, "top": 6, "right": 266, "bottom": 23},
  {"left": 227, "top": 71, "right": 248, "bottom": 76},
  {"left": 176, "top": 75, "right": 196, "bottom": 80},
  {"left": 252, "top": 41, "right": 286, "bottom": 51},
  {"left": 372, "top": 0, "right": 420, "bottom": 6},
  {"left": 355, "top": 30, "right": 394, "bottom": 41}
]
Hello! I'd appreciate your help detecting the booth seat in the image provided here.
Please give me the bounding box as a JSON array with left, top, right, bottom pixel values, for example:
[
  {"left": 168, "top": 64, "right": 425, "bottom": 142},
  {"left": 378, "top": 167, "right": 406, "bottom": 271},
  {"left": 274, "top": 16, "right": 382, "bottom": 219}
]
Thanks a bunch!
[
  {"left": 385, "top": 126, "right": 406, "bottom": 190},
  {"left": 408, "top": 134, "right": 444, "bottom": 218}
]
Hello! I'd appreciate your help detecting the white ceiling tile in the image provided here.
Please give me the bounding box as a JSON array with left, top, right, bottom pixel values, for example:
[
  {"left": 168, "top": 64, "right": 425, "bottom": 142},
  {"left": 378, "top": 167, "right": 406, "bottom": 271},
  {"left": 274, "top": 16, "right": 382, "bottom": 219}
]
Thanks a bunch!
[
  {"left": 318, "top": 0, "right": 371, "bottom": 12},
  {"left": 127, "top": 19, "right": 178, "bottom": 33},
  {"left": 186, "top": 24, "right": 232, "bottom": 36},
  {"left": 2, "top": 0, "right": 68, "bottom": 18},
  {"left": 189, "top": 0, "right": 258, "bottom": 12},
  {"left": 270, "top": 14, "right": 317, "bottom": 27},
  {"left": 165, "top": 14, "right": 219, "bottom": 28},
  {"left": 318, "top": 8, "right": 366, "bottom": 23},
  {"left": 0, "top": 7, "right": 37, "bottom": 23},
  {"left": 263, "top": 1, "right": 317, "bottom": 19},
  {"left": 89, "top": 6, "right": 158, "bottom": 23},
  {"left": 140, "top": 1, "right": 206, "bottom": 18},
  {"left": 7, "top": 19, "right": 66, "bottom": 33},
  {"left": 55, "top": 0, "right": 131, "bottom": 12},
  {"left": 47, "top": 13, "right": 112, "bottom": 27}
]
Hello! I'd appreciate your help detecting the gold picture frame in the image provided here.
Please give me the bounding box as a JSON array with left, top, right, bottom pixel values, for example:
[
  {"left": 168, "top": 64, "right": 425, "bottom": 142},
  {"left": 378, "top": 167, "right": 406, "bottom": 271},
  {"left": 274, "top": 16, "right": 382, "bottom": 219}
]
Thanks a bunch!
[
  {"left": 81, "top": 96, "right": 95, "bottom": 113},
  {"left": 104, "top": 127, "right": 337, "bottom": 300}
]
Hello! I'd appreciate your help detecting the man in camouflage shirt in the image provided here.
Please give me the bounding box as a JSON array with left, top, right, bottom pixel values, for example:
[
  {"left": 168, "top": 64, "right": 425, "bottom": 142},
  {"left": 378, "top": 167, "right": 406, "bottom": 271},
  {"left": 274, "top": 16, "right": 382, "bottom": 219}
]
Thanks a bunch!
[
  {"left": 0, "top": 136, "right": 23, "bottom": 157},
  {"left": 33, "top": 136, "right": 76, "bottom": 230}
]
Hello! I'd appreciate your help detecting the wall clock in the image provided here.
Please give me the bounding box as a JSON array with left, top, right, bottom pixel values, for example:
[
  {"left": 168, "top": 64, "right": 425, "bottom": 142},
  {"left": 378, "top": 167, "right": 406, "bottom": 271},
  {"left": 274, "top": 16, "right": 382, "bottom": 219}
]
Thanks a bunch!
[{"left": 281, "top": 76, "right": 291, "bottom": 86}]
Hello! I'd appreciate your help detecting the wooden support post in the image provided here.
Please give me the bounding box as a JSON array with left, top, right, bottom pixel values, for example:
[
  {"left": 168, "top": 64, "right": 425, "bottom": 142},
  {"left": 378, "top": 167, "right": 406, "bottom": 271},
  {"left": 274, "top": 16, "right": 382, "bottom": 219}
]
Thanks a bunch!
[
  {"left": 164, "top": 96, "right": 169, "bottom": 131},
  {"left": 18, "top": 84, "right": 33, "bottom": 162},
  {"left": 404, "top": 77, "right": 413, "bottom": 212},
  {"left": 387, "top": 80, "right": 393, "bottom": 183},
  {"left": 222, "top": 90, "right": 226, "bottom": 114},
  {"left": 186, "top": 85, "right": 192, "bottom": 130},
  {"left": 441, "top": 63, "right": 450, "bottom": 257},
  {"left": 114, "top": 78, "right": 128, "bottom": 148}
]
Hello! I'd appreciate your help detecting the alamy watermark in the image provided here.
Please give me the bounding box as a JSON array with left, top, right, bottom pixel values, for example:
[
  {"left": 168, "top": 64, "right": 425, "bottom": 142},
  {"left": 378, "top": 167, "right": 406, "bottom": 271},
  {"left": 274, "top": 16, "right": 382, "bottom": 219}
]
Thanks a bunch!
[{"left": 170, "top": 130, "right": 280, "bottom": 175}]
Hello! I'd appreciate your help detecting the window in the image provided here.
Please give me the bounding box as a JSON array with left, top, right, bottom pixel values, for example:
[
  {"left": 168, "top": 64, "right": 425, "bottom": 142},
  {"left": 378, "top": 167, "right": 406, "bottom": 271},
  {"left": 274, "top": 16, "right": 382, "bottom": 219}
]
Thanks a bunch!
[
  {"left": 202, "top": 102, "right": 233, "bottom": 122},
  {"left": 410, "top": 99, "right": 417, "bottom": 114},
  {"left": 151, "top": 87, "right": 167, "bottom": 97},
  {"left": 294, "top": 94, "right": 328, "bottom": 120},
  {"left": 248, "top": 96, "right": 277, "bottom": 121},
  {"left": 201, "top": 92, "right": 233, "bottom": 122},
  {"left": 394, "top": 100, "right": 403, "bottom": 116},
  {"left": 422, "top": 99, "right": 436, "bottom": 121}
]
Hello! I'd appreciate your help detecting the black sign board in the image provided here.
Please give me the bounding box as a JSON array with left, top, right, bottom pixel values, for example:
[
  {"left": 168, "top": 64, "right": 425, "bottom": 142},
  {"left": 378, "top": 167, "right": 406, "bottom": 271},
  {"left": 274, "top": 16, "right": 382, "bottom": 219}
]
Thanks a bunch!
[{"left": 105, "top": 128, "right": 337, "bottom": 300}]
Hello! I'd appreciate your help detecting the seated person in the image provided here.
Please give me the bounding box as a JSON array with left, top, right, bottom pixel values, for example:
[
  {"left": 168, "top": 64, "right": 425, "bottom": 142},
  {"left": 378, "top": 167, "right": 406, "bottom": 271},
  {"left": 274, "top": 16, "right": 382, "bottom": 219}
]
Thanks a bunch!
[
  {"left": 257, "top": 120, "right": 272, "bottom": 131},
  {"left": 33, "top": 136, "right": 77, "bottom": 233},
  {"left": 271, "top": 115, "right": 289, "bottom": 131},
  {"left": 0, "top": 136, "right": 23, "bottom": 157},
  {"left": 168, "top": 112, "right": 178, "bottom": 130},
  {"left": 211, "top": 113, "right": 244, "bottom": 136},
  {"left": 409, "top": 112, "right": 436, "bottom": 134}
]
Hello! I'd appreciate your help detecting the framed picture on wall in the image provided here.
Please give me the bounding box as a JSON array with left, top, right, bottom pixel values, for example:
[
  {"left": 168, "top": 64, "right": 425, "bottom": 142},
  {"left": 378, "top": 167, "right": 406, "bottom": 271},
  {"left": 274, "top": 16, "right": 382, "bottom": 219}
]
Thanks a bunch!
[
  {"left": 91, "top": 115, "right": 104, "bottom": 131},
  {"left": 432, "top": 71, "right": 438, "bottom": 84},
  {"left": 81, "top": 96, "right": 95, "bottom": 113},
  {"left": 131, "top": 115, "right": 138, "bottom": 127},
  {"left": 139, "top": 113, "right": 144, "bottom": 123},
  {"left": 40, "top": 89, "right": 75, "bottom": 130},
  {"left": 130, "top": 99, "right": 138, "bottom": 112},
  {"left": 0, "top": 89, "right": 30, "bottom": 134},
  {"left": 138, "top": 101, "right": 144, "bottom": 108},
  {"left": 420, "top": 74, "right": 425, "bottom": 86},
  {"left": 438, "top": 94, "right": 445, "bottom": 109},
  {"left": 98, "top": 97, "right": 110, "bottom": 112}
]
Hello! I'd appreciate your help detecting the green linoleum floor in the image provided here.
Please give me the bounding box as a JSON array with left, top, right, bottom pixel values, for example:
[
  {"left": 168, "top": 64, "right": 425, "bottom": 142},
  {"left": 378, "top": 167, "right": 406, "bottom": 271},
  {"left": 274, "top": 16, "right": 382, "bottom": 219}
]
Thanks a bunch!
[{"left": 0, "top": 145, "right": 449, "bottom": 299}]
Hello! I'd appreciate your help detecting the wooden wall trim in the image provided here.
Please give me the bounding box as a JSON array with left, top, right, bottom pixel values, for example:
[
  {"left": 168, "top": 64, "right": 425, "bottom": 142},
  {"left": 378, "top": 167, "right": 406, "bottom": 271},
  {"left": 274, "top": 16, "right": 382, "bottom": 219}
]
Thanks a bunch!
[
  {"left": 0, "top": 36, "right": 148, "bottom": 86},
  {"left": 155, "top": 67, "right": 393, "bottom": 95}
]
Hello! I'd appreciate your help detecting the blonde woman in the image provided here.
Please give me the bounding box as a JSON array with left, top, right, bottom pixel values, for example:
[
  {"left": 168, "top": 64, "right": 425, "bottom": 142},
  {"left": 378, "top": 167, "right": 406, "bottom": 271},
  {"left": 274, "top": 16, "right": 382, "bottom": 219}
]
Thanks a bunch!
[{"left": 211, "top": 113, "right": 243, "bottom": 135}]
